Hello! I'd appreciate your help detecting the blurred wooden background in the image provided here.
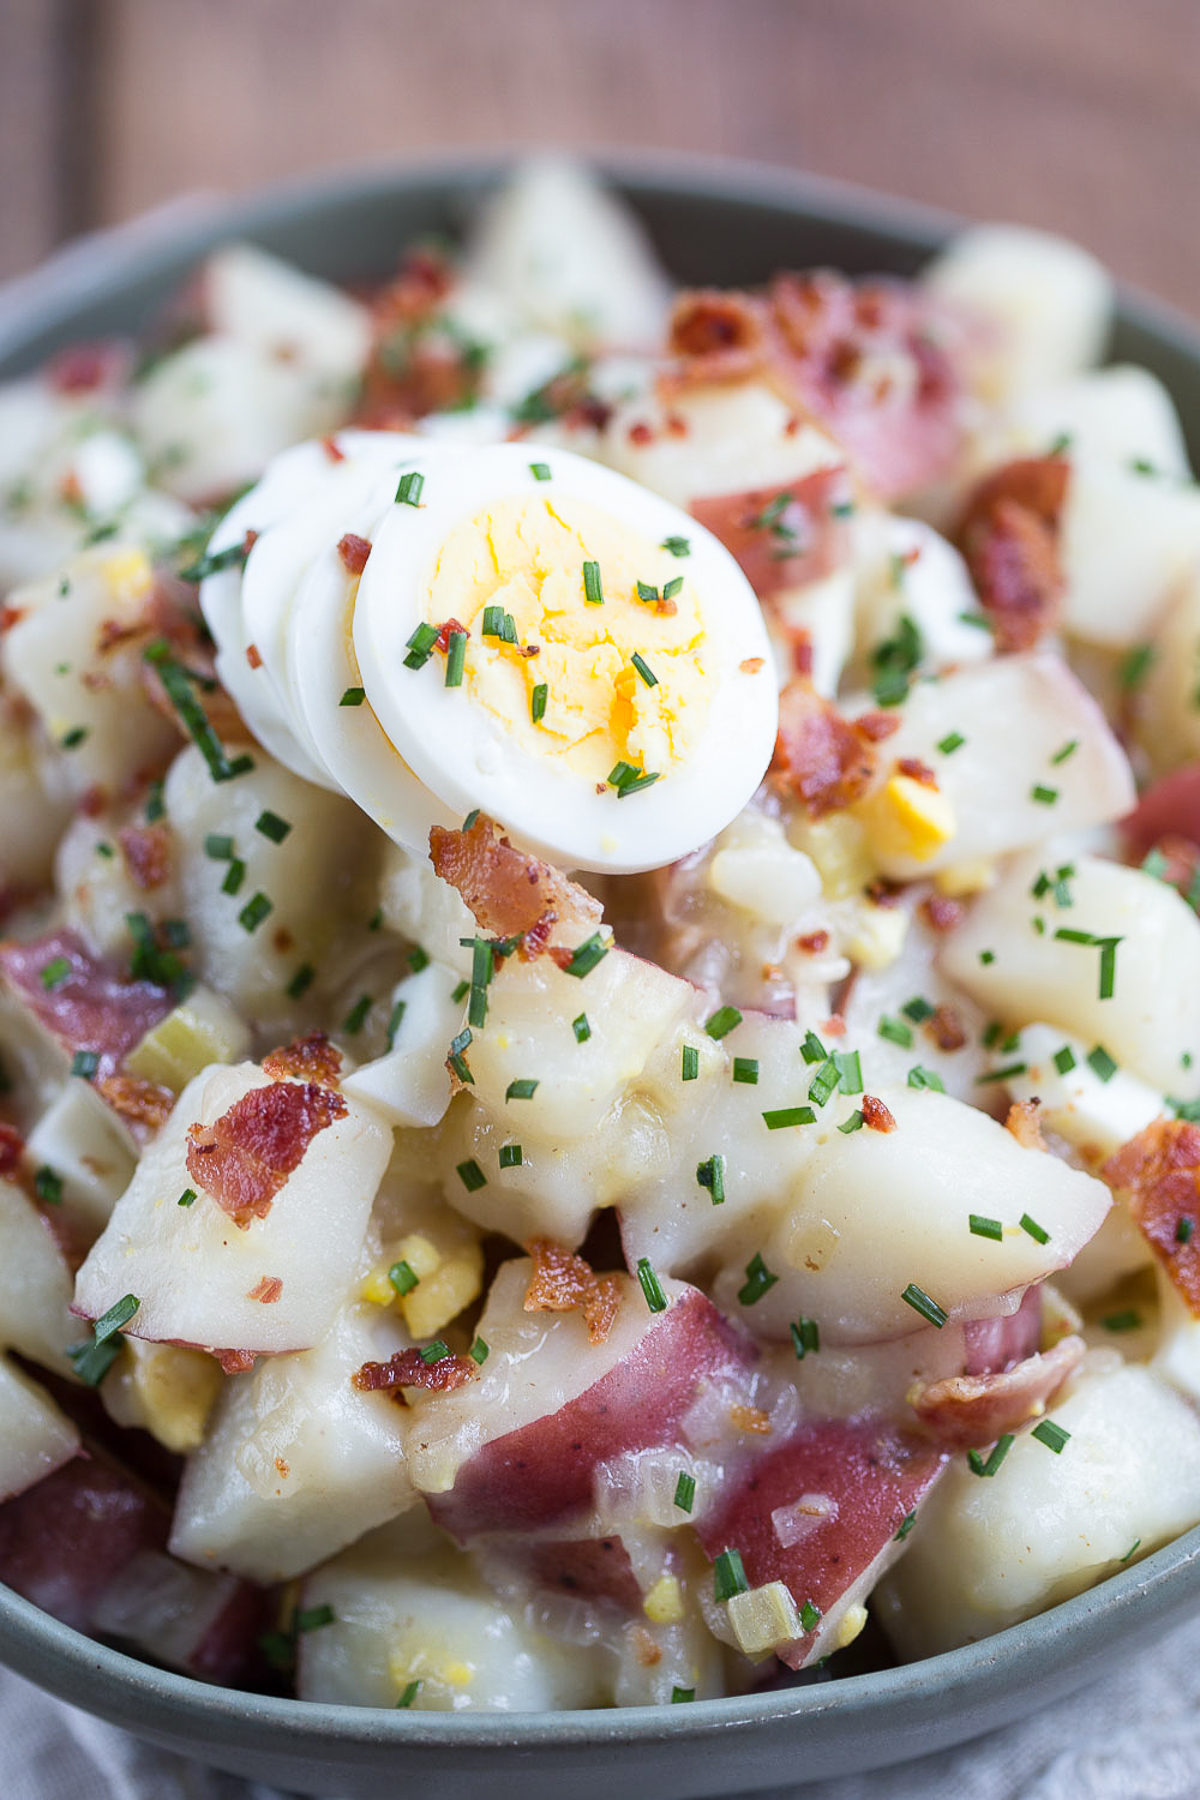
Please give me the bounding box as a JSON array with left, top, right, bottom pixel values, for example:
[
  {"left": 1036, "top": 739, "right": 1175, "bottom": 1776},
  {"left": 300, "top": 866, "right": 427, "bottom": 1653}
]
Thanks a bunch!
[{"left": 2, "top": 0, "right": 1198, "bottom": 311}]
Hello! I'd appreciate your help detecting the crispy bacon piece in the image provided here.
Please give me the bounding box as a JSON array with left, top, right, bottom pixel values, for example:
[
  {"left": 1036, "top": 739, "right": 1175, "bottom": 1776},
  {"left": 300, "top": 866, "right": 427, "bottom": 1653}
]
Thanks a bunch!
[
  {"left": 336, "top": 533, "right": 371, "bottom": 575},
  {"left": 524, "top": 1238, "right": 622, "bottom": 1347},
  {"left": 185, "top": 1081, "right": 346, "bottom": 1229},
  {"left": 117, "top": 823, "right": 173, "bottom": 892},
  {"left": 215, "top": 1349, "right": 256, "bottom": 1375},
  {"left": 245, "top": 643, "right": 263, "bottom": 670},
  {"left": 246, "top": 1276, "right": 283, "bottom": 1304},
  {"left": 855, "top": 710, "right": 901, "bottom": 743},
  {"left": 46, "top": 341, "right": 126, "bottom": 395},
  {"left": 666, "top": 271, "right": 964, "bottom": 501},
  {"left": 861, "top": 1094, "right": 896, "bottom": 1133},
  {"left": 96, "top": 1074, "right": 174, "bottom": 1136},
  {"left": 1104, "top": 1119, "right": 1200, "bottom": 1315},
  {"left": 924, "top": 1003, "right": 967, "bottom": 1052},
  {"left": 429, "top": 813, "right": 602, "bottom": 947},
  {"left": 690, "top": 465, "right": 854, "bottom": 600},
  {"left": 922, "top": 894, "right": 964, "bottom": 934},
  {"left": 771, "top": 680, "right": 877, "bottom": 818},
  {"left": 352, "top": 1346, "right": 477, "bottom": 1400},
  {"left": 957, "top": 457, "right": 1069, "bottom": 653},
  {"left": 261, "top": 1031, "right": 342, "bottom": 1089},
  {"left": 354, "top": 248, "right": 480, "bottom": 426},
  {"left": 910, "top": 1334, "right": 1084, "bottom": 1449},
  {"left": 1006, "top": 1098, "right": 1047, "bottom": 1151},
  {"left": 0, "top": 929, "right": 174, "bottom": 1086}
]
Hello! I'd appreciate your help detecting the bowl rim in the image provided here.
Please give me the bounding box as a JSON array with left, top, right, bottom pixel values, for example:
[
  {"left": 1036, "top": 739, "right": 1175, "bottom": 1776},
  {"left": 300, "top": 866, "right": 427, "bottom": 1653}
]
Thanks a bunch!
[{"left": 3, "top": 147, "right": 1200, "bottom": 1753}]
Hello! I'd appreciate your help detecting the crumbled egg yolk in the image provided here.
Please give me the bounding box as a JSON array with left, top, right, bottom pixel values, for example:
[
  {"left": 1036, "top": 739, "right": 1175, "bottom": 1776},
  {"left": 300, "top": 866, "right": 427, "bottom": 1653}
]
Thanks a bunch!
[
  {"left": 858, "top": 773, "right": 956, "bottom": 864},
  {"left": 102, "top": 547, "right": 154, "bottom": 607},
  {"left": 360, "top": 1230, "right": 484, "bottom": 1340},
  {"left": 426, "top": 494, "right": 712, "bottom": 785},
  {"left": 642, "top": 1573, "right": 685, "bottom": 1625}
]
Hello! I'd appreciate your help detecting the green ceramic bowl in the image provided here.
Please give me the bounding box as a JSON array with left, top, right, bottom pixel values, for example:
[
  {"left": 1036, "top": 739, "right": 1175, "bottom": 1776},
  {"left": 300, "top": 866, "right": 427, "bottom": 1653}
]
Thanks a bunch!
[{"left": 2, "top": 154, "right": 1199, "bottom": 1797}]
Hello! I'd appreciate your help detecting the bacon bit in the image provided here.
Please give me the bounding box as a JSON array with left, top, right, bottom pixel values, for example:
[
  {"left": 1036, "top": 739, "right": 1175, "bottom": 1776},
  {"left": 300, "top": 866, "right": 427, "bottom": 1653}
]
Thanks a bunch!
[
  {"left": 1005, "top": 1098, "right": 1047, "bottom": 1151},
  {"left": 898, "top": 757, "right": 937, "bottom": 787},
  {"left": 740, "top": 656, "right": 765, "bottom": 674},
  {"left": 910, "top": 1335, "right": 1084, "bottom": 1448},
  {"left": 274, "top": 1456, "right": 290, "bottom": 1477},
  {"left": 186, "top": 1081, "right": 346, "bottom": 1229},
  {"left": 1104, "top": 1119, "right": 1200, "bottom": 1315},
  {"left": 524, "top": 1237, "right": 622, "bottom": 1346},
  {"left": 0, "top": 930, "right": 174, "bottom": 1087},
  {"left": 47, "top": 342, "right": 123, "bottom": 394},
  {"left": 261, "top": 1031, "right": 342, "bottom": 1088},
  {"left": 655, "top": 596, "right": 679, "bottom": 618},
  {"left": 96, "top": 1074, "right": 175, "bottom": 1136},
  {"left": 922, "top": 894, "right": 965, "bottom": 934},
  {"left": 518, "top": 643, "right": 541, "bottom": 658},
  {"left": 352, "top": 1346, "right": 478, "bottom": 1400},
  {"left": 862, "top": 1094, "right": 897, "bottom": 1133},
  {"left": 337, "top": 533, "right": 372, "bottom": 575},
  {"left": 865, "top": 878, "right": 902, "bottom": 908},
  {"left": 0, "top": 1122, "right": 23, "bottom": 1177},
  {"left": 321, "top": 435, "right": 346, "bottom": 462},
  {"left": 691, "top": 465, "right": 854, "bottom": 600},
  {"left": 796, "top": 929, "right": 830, "bottom": 954},
  {"left": 923, "top": 1002, "right": 967, "bottom": 1053},
  {"left": 247, "top": 1276, "right": 283, "bottom": 1304},
  {"left": 668, "top": 289, "right": 768, "bottom": 381},
  {"left": 854, "top": 710, "right": 902, "bottom": 743},
  {"left": 820, "top": 1013, "right": 848, "bottom": 1038},
  {"left": 957, "top": 458, "right": 1068, "bottom": 653},
  {"left": 434, "top": 616, "right": 467, "bottom": 654},
  {"left": 730, "top": 1403, "right": 771, "bottom": 1435},
  {"left": 215, "top": 1349, "right": 256, "bottom": 1375},
  {"left": 0, "top": 606, "right": 27, "bottom": 633},
  {"left": 117, "top": 823, "right": 172, "bottom": 892},
  {"left": 632, "top": 1627, "right": 663, "bottom": 1668},
  {"left": 627, "top": 421, "right": 654, "bottom": 445},
  {"left": 771, "top": 680, "right": 877, "bottom": 818},
  {"left": 665, "top": 412, "right": 689, "bottom": 438},
  {"left": 429, "top": 813, "right": 602, "bottom": 946}
]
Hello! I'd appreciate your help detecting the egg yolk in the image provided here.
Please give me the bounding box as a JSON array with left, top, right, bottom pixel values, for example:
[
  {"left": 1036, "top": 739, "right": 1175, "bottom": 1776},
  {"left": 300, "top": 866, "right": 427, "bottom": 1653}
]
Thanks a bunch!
[{"left": 424, "top": 494, "right": 712, "bottom": 784}]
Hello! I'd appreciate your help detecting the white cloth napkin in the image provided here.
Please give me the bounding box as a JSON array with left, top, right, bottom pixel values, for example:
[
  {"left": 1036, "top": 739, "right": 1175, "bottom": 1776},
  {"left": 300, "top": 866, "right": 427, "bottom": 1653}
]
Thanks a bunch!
[{"left": 4, "top": 1609, "right": 1200, "bottom": 1800}]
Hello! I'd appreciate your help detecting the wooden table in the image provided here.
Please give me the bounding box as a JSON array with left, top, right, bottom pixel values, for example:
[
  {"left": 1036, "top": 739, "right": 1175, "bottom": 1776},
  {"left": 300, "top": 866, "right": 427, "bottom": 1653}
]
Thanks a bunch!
[{"left": 2, "top": 0, "right": 1196, "bottom": 313}]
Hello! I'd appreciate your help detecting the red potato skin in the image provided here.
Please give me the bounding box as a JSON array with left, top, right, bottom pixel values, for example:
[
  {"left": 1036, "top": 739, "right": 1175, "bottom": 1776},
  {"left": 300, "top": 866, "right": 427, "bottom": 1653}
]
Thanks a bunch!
[
  {"left": 1122, "top": 764, "right": 1200, "bottom": 862},
  {"left": 498, "top": 1535, "right": 646, "bottom": 1612},
  {"left": 690, "top": 465, "right": 854, "bottom": 600},
  {"left": 428, "top": 1287, "right": 758, "bottom": 1540},
  {"left": 696, "top": 1414, "right": 947, "bottom": 1669},
  {"left": 962, "top": 1283, "right": 1042, "bottom": 1376},
  {"left": 0, "top": 929, "right": 174, "bottom": 1084}
]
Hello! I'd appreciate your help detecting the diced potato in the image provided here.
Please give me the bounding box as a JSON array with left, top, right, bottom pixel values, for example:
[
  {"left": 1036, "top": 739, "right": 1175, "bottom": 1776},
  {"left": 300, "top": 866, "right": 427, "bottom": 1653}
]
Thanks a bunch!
[
  {"left": 853, "top": 513, "right": 990, "bottom": 677},
  {"left": 0, "top": 1356, "right": 79, "bottom": 1502},
  {"left": 877, "top": 1362, "right": 1200, "bottom": 1656},
  {"left": 24, "top": 1078, "right": 137, "bottom": 1241},
  {"left": 0, "top": 1176, "right": 79, "bottom": 1375},
  {"left": 995, "top": 1023, "right": 1165, "bottom": 1161},
  {"left": 341, "top": 963, "right": 463, "bottom": 1129},
  {"left": 124, "top": 984, "right": 251, "bottom": 1091},
  {"left": 204, "top": 244, "right": 371, "bottom": 381},
  {"left": 1059, "top": 453, "right": 1200, "bottom": 648},
  {"left": 1000, "top": 365, "right": 1191, "bottom": 478},
  {"left": 1136, "top": 567, "right": 1200, "bottom": 774},
  {"left": 941, "top": 852, "right": 1200, "bottom": 1097}
]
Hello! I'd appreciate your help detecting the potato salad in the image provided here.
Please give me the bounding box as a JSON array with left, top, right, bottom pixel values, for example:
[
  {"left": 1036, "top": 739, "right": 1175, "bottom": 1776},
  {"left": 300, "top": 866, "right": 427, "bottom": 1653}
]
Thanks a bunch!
[{"left": 3, "top": 159, "right": 1200, "bottom": 1710}]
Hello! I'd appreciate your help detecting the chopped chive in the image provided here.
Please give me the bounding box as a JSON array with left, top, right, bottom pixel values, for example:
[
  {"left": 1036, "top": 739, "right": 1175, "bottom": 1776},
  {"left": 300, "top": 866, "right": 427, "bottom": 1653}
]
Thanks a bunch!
[
  {"left": 444, "top": 629, "right": 467, "bottom": 687},
  {"left": 737, "top": 1251, "right": 778, "bottom": 1306},
  {"left": 144, "top": 640, "right": 254, "bottom": 783},
  {"left": 295, "top": 1604, "right": 335, "bottom": 1633},
  {"left": 339, "top": 686, "right": 366, "bottom": 706},
  {"left": 462, "top": 808, "right": 480, "bottom": 832},
  {"left": 705, "top": 1005, "right": 743, "bottom": 1041},
  {"left": 395, "top": 469, "right": 424, "bottom": 506},
  {"left": 636, "top": 1256, "right": 668, "bottom": 1313},
  {"left": 1051, "top": 738, "right": 1079, "bottom": 765},
  {"left": 163, "top": 919, "right": 191, "bottom": 949},
  {"left": 1020, "top": 1213, "right": 1050, "bottom": 1245},
  {"left": 395, "top": 1680, "right": 420, "bottom": 1709},
  {"left": 447, "top": 1026, "right": 473, "bottom": 1084},
  {"left": 420, "top": 1340, "right": 452, "bottom": 1367},
  {"left": 732, "top": 1057, "right": 759, "bottom": 1084},
  {"left": 671, "top": 1687, "right": 695, "bottom": 1704},
  {"left": 408, "top": 945, "right": 430, "bottom": 973},
  {"left": 712, "top": 1548, "right": 748, "bottom": 1602},
  {"left": 799, "top": 1599, "right": 822, "bottom": 1634},
  {"left": 762, "top": 1105, "right": 816, "bottom": 1129},
  {"left": 1053, "top": 1045, "right": 1077, "bottom": 1075},
  {"left": 790, "top": 1316, "right": 819, "bottom": 1359},
  {"left": 631, "top": 652, "right": 658, "bottom": 688},
  {"left": 1177, "top": 1216, "right": 1195, "bottom": 1244},
  {"left": 801, "top": 1029, "right": 828, "bottom": 1065},
  {"left": 1030, "top": 785, "right": 1058, "bottom": 805},
  {"left": 205, "top": 833, "right": 235, "bottom": 860},
  {"left": 177, "top": 538, "right": 252, "bottom": 583},
  {"left": 1102, "top": 1308, "right": 1142, "bottom": 1332},
  {"left": 499, "top": 1142, "right": 523, "bottom": 1168},
  {"left": 895, "top": 1511, "right": 916, "bottom": 1541},
  {"left": 969, "top": 1214, "right": 1004, "bottom": 1241},
  {"left": 976, "top": 1062, "right": 1028, "bottom": 1085},
  {"left": 1087, "top": 1044, "right": 1118, "bottom": 1082},
  {"left": 342, "top": 993, "right": 373, "bottom": 1035},
  {"left": 681, "top": 1044, "right": 700, "bottom": 1081},
  {"left": 572, "top": 1012, "right": 591, "bottom": 1043},
  {"left": 901, "top": 1282, "right": 947, "bottom": 1328},
  {"left": 531, "top": 682, "right": 548, "bottom": 723},
  {"left": 1031, "top": 1419, "right": 1070, "bottom": 1454},
  {"left": 469, "top": 1336, "right": 490, "bottom": 1364},
  {"left": 1119, "top": 1539, "right": 1142, "bottom": 1564},
  {"left": 636, "top": 580, "right": 659, "bottom": 603},
  {"left": 96, "top": 1293, "right": 140, "bottom": 1341},
  {"left": 906, "top": 1065, "right": 945, "bottom": 1092},
  {"left": 696, "top": 1154, "right": 726, "bottom": 1204},
  {"left": 937, "top": 731, "right": 965, "bottom": 755},
  {"left": 177, "top": 1187, "right": 197, "bottom": 1208},
  {"left": 1119, "top": 643, "right": 1154, "bottom": 689},
  {"left": 833, "top": 1048, "right": 862, "bottom": 1095},
  {"left": 221, "top": 858, "right": 246, "bottom": 895},
  {"left": 662, "top": 536, "right": 691, "bottom": 557},
  {"left": 967, "top": 1434, "right": 1014, "bottom": 1478},
  {"left": 505, "top": 1077, "right": 539, "bottom": 1101},
  {"left": 838, "top": 1109, "right": 865, "bottom": 1133},
  {"left": 878, "top": 1015, "right": 914, "bottom": 1049},
  {"left": 902, "top": 997, "right": 934, "bottom": 1022},
  {"left": 582, "top": 560, "right": 604, "bottom": 605},
  {"left": 60, "top": 726, "right": 89, "bottom": 750},
  {"left": 40, "top": 956, "right": 71, "bottom": 990},
  {"left": 563, "top": 933, "right": 609, "bottom": 978},
  {"left": 674, "top": 1471, "right": 696, "bottom": 1513},
  {"left": 34, "top": 1166, "right": 62, "bottom": 1205},
  {"left": 1098, "top": 938, "right": 1120, "bottom": 1001},
  {"left": 287, "top": 962, "right": 315, "bottom": 1001},
  {"left": 808, "top": 1057, "right": 840, "bottom": 1107},
  {"left": 530, "top": 462, "right": 551, "bottom": 481},
  {"left": 456, "top": 1160, "right": 488, "bottom": 1194},
  {"left": 71, "top": 1050, "right": 99, "bottom": 1079},
  {"left": 388, "top": 1261, "right": 419, "bottom": 1296},
  {"left": 979, "top": 950, "right": 995, "bottom": 966},
  {"left": 615, "top": 768, "right": 660, "bottom": 798},
  {"left": 144, "top": 779, "right": 165, "bottom": 822},
  {"left": 255, "top": 810, "right": 291, "bottom": 844},
  {"left": 238, "top": 892, "right": 272, "bottom": 933},
  {"left": 662, "top": 576, "right": 683, "bottom": 601}
]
